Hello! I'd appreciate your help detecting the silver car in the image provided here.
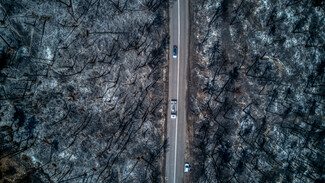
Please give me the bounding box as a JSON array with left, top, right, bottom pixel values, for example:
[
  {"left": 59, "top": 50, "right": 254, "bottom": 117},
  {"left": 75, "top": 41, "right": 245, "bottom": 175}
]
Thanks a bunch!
[{"left": 171, "top": 99, "right": 177, "bottom": 118}]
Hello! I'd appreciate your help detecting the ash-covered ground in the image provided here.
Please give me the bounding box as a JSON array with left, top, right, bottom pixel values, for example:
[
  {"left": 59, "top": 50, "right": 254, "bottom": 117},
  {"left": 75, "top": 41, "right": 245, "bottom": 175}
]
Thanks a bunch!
[
  {"left": 0, "top": 0, "right": 168, "bottom": 182},
  {"left": 188, "top": 0, "right": 324, "bottom": 182}
]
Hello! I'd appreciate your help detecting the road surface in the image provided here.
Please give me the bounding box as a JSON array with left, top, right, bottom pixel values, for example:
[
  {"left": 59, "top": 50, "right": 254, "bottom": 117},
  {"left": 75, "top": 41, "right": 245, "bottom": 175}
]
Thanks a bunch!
[{"left": 166, "top": 0, "right": 189, "bottom": 182}]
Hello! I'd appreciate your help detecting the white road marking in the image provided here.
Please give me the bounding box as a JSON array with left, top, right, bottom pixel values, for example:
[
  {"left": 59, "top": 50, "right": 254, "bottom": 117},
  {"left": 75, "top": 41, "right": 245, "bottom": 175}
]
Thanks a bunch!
[{"left": 173, "top": 0, "right": 180, "bottom": 182}]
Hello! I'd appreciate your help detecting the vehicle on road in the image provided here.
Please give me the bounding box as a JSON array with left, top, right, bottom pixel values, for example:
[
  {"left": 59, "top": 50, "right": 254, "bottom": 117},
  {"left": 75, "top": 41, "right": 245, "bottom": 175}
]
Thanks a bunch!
[
  {"left": 184, "top": 162, "right": 190, "bottom": 172},
  {"left": 173, "top": 45, "right": 177, "bottom": 58},
  {"left": 171, "top": 99, "right": 177, "bottom": 118}
]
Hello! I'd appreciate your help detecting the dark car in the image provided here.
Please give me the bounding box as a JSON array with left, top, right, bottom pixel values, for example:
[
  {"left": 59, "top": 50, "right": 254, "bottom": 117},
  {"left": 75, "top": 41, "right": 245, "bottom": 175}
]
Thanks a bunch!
[{"left": 173, "top": 45, "right": 177, "bottom": 58}]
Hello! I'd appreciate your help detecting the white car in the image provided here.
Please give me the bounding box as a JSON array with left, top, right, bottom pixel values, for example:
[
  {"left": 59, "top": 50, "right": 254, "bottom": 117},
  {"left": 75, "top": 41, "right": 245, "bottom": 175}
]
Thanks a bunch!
[
  {"left": 184, "top": 162, "right": 190, "bottom": 172},
  {"left": 171, "top": 99, "right": 177, "bottom": 118}
]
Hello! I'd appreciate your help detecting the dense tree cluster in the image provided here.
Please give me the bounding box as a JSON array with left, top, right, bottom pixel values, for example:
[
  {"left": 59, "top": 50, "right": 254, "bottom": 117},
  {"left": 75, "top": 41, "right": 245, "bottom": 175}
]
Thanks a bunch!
[
  {"left": 0, "top": 0, "right": 168, "bottom": 182},
  {"left": 188, "top": 0, "right": 324, "bottom": 182}
]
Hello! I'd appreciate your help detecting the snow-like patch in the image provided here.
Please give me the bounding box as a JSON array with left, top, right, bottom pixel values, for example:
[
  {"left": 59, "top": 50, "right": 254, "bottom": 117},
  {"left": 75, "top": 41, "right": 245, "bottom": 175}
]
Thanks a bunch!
[
  {"left": 59, "top": 151, "right": 77, "bottom": 160},
  {"left": 31, "top": 155, "right": 39, "bottom": 164},
  {"left": 45, "top": 47, "right": 54, "bottom": 61},
  {"left": 49, "top": 79, "right": 57, "bottom": 88}
]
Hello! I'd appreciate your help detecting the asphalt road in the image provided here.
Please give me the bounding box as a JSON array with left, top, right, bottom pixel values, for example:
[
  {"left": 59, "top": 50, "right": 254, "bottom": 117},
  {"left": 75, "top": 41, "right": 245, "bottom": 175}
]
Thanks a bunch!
[{"left": 166, "top": 0, "right": 189, "bottom": 182}]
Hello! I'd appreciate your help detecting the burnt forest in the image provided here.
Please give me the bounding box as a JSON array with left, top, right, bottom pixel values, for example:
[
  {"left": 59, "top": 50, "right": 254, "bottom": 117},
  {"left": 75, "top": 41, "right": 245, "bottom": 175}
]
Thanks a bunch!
[{"left": 188, "top": 0, "right": 324, "bottom": 182}]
